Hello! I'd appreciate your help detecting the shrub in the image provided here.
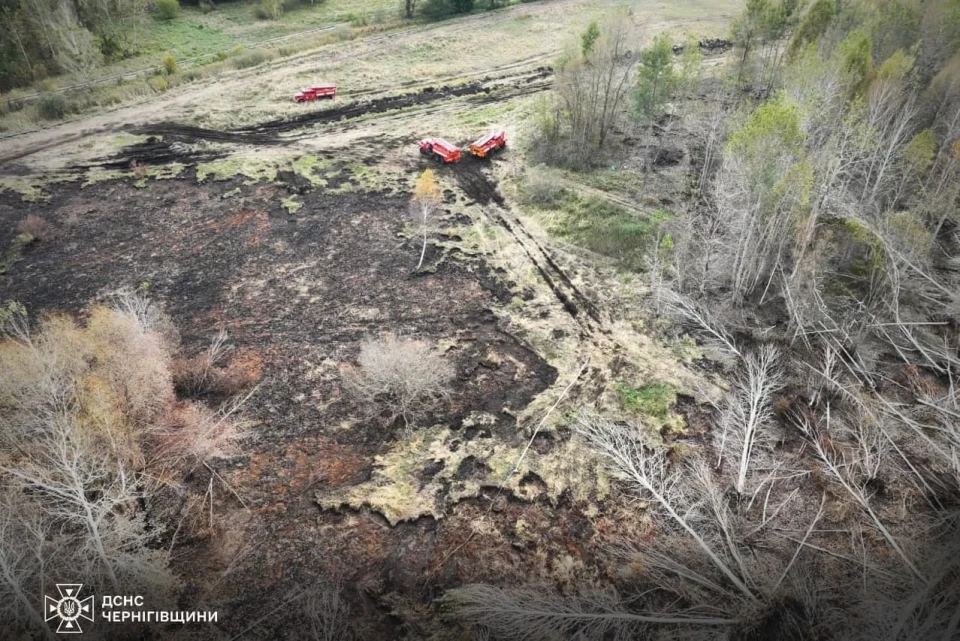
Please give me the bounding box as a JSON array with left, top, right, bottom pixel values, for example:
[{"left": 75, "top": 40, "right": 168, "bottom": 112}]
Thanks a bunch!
[
  {"left": 97, "top": 33, "right": 132, "bottom": 61},
  {"left": 232, "top": 49, "right": 269, "bottom": 69},
  {"left": 15, "top": 215, "right": 52, "bottom": 241},
  {"left": 131, "top": 160, "right": 148, "bottom": 179},
  {"left": 154, "top": 400, "right": 244, "bottom": 468},
  {"left": 171, "top": 330, "right": 261, "bottom": 399},
  {"left": 154, "top": 0, "right": 181, "bottom": 20},
  {"left": 36, "top": 92, "right": 68, "bottom": 120},
  {"left": 199, "top": 0, "right": 214, "bottom": 13},
  {"left": 255, "top": 0, "right": 283, "bottom": 19},
  {"left": 345, "top": 12, "right": 368, "bottom": 26},
  {"left": 4, "top": 90, "right": 26, "bottom": 113},
  {"left": 342, "top": 334, "right": 454, "bottom": 427},
  {"left": 151, "top": 75, "right": 168, "bottom": 92},
  {"left": 161, "top": 53, "right": 177, "bottom": 75},
  {"left": 521, "top": 166, "right": 566, "bottom": 208}
]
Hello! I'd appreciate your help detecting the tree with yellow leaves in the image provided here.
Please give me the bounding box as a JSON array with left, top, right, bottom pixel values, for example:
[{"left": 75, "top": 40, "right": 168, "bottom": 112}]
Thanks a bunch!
[{"left": 410, "top": 169, "right": 442, "bottom": 272}]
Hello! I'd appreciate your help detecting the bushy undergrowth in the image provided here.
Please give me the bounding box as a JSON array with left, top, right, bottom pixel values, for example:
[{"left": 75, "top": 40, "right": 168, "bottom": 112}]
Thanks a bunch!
[
  {"left": 15, "top": 215, "right": 52, "bottom": 242},
  {"left": 342, "top": 334, "right": 454, "bottom": 428},
  {"left": 0, "top": 293, "right": 257, "bottom": 636},
  {"left": 161, "top": 53, "right": 178, "bottom": 75},
  {"left": 232, "top": 49, "right": 271, "bottom": 69},
  {"left": 36, "top": 92, "right": 68, "bottom": 120},
  {"left": 154, "top": 0, "right": 181, "bottom": 20},
  {"left": 520, "top": 166, "right": 567, "bottom": 208}
]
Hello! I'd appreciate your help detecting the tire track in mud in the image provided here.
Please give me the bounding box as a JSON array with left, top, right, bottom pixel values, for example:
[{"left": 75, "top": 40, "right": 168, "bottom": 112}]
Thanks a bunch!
[
  {"left": 309, "top": 77, "right": 552, "bottom": 138},
  {"left": 344, "top": 51, "right": 558, "bottom": 100},
  {"left": 450, "top": 159, "right": 604, "bottom": 334},
  {"left": 84, "top": 67, "right": 552, "bottom": 169},
  {"left": 238, "top": 67, "right": 552, "bottom": 135},
  {"left": 66, "top": 64, "right": 551, "bottom": 170}
]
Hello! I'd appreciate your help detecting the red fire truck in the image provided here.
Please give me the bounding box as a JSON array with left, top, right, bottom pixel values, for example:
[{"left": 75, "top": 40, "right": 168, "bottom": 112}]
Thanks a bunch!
[
  {"left": 468, "top": 129, "right": 506, "bottom": 158},
  {"left": 293, "top": 84, "right": 337, "bottom": 103},
  {"left": 418, "top": 137, "right": 462, "bottom": 163}
]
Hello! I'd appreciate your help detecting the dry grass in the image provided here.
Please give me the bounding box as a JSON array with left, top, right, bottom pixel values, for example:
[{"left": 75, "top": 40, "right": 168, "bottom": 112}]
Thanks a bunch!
[
  {"left": 342, "top": 333, "right": 454, "bottom": 428},
  {"left": 15, "top": 215, "right": 52, "bottom": 241},
  {"left": 172, "top": 331, "right": 262, "bottom": 398},
  {"left": 153, "top": 400, "right": 246, "bottom": 469}
]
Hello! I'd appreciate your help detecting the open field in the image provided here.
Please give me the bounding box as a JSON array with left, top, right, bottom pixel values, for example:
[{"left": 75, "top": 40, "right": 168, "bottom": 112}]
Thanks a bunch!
[
  {"left": 0, "top": 0, "right": 737, "bottom": 171},
  {"left": 0, "top": 0, "right": 744, "bottom": 637}
]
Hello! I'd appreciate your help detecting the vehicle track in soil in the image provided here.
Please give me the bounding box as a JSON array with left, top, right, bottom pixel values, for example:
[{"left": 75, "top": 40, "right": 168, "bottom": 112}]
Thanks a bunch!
[
  {"left": 238, "top": 67, "right": 553, "bottom": 135},
  {"left": 0, "top": 57, "right": 552, "bottom": 167},
  {"left": 449, "top": 158, "right": 605, "bottom": 337},
  {"left": 0, "top": 0, "right": 734, "bottom": 171},
  {"left": 75, "top": 67, "right": 552, "bottom": 170},
  {"left": 343, "top": 51, "right": 559, "bottom": 100},
  {"left": 308, "top": 76, "right": 553, "bottom": 138}
]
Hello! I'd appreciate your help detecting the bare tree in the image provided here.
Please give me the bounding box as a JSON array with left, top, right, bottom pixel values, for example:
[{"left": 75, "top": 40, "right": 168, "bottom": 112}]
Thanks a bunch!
[
  {"left": 716, "top": 345, "right": 784, "bottom": 495},
  {"left": 409, "top": 169, "right": 442, "bottom": 272},
  {"left": 2, "top": 417, "right": 173, "bottom": 595},
  {"left": 791, "top": 405, "right": 928, "bottom": 584},
  {"left": 0, "top": 496, "right": 56, "bottom": 641},
  {"left": 573, "top": 412, "right": 758, "bottom": 602},
  {"left": 545, "top": 12, "right": 635, "bottom": 167},
  {"left": 445, "top": 583, "right": 738, "bottom": 641},
  {"left": 0, "top": 295, "right": 181, "bottom": 637}
]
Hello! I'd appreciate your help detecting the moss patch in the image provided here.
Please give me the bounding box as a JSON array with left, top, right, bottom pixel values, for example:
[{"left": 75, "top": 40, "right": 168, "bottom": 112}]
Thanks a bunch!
[
  {"left": 316, "top": 424, "right": 609, "bottom": 525},
  {"left": 615, "top": 381, "right": 685, "bottom": 434},
  {"left": 281, "top": 195, "right": 303, "bottom": 214},
  {"left": 616, "top": 381, "right": 677, "bottom": 418},
  {"left": 0, "top": 177, "right": 50, "bottom": 202},
  {"left": 196, "top": 157, "right": 278, "bottom": 184}
]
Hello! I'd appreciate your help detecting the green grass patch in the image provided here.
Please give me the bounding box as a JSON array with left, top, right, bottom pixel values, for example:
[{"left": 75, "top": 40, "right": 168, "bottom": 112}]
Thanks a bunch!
[
  {"left": 553, "top": 195, "right": 671, "bottom": 271},
  {"left": 615, "top": 381, "right": 677, "bottom": 419}
]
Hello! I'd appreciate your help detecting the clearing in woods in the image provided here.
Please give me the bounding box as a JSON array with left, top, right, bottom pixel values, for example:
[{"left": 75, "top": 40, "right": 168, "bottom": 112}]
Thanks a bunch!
[{"left": 0, "top": 0, "right": 740, "bottom": 637}]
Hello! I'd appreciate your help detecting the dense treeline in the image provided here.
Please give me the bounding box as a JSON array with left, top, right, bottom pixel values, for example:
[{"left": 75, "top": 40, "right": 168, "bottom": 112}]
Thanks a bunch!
[
  {"left": 448, "top": 0, "right": 960, "bottom": 639},
  {"left": 0, "top": 293, "right": 256, "bottom": 637},
  {"left": 0, "top": 0, "right": 338, "bottom": 91},
  {"left": 0, "top": 0, "right": 153, "bottom": 90},
  {"left": 0, "top": 0, "right": 532, "bottom": 94}
]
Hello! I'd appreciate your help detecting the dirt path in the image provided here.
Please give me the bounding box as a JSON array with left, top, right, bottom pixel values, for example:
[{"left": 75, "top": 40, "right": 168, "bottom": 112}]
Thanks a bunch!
[
  {"left": 0, "top": 0, "right": 581, "bottom": 167},
  {"left": 0, "top": 0, "right": 738, "bottom": 172}
]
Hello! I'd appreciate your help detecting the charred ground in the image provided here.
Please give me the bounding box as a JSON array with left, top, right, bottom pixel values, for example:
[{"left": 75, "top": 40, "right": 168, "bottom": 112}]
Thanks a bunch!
[{"left": 0, "top": 153, "right": 644, "bottom": 636}]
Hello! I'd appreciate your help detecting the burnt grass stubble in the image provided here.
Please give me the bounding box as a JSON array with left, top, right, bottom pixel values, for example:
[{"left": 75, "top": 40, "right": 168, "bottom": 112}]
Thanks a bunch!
[{"left": 0, "top": 158, "right": 651, "bottom": 637}]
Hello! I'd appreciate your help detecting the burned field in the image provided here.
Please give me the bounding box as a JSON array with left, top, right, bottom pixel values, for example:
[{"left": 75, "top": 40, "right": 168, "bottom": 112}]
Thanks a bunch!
[{"left": 0, "top": 147, "right": 637, "bottom": 636}]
